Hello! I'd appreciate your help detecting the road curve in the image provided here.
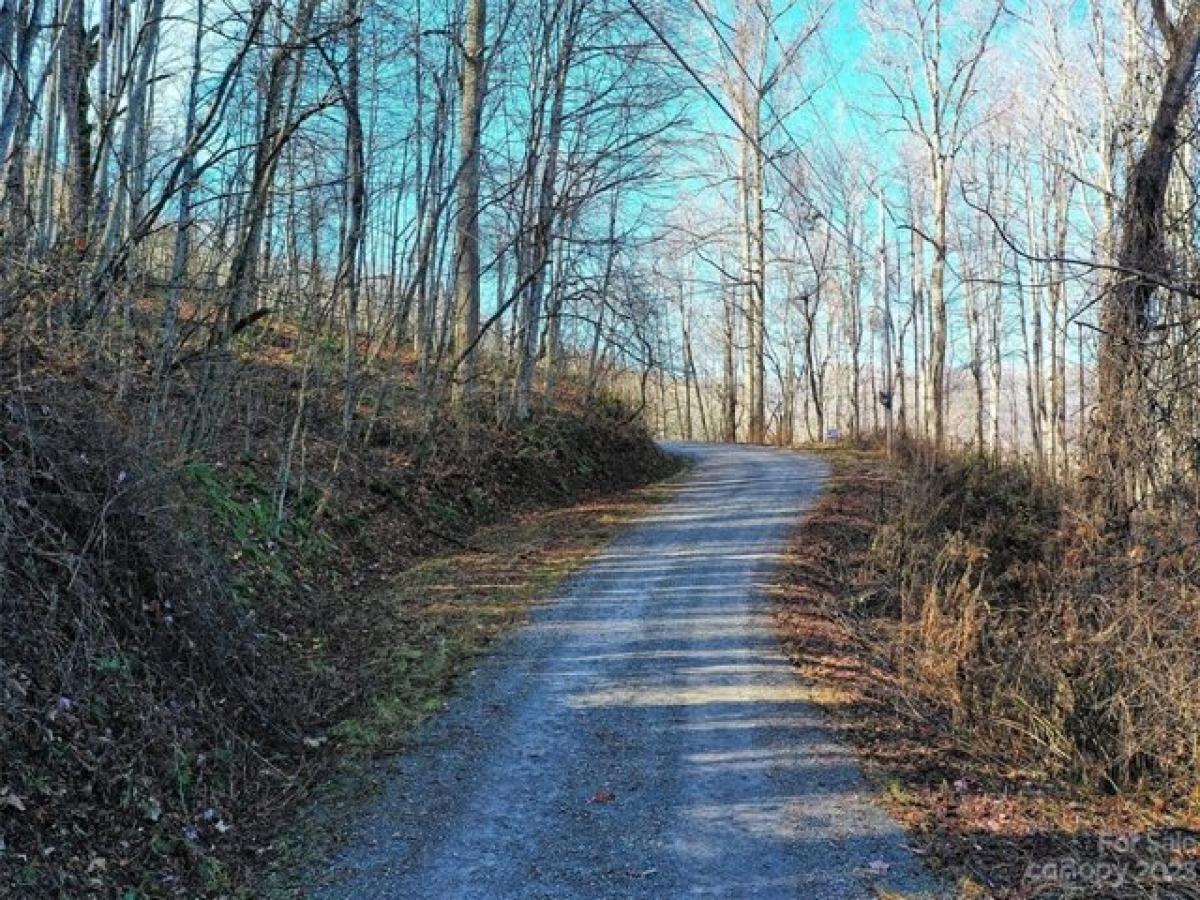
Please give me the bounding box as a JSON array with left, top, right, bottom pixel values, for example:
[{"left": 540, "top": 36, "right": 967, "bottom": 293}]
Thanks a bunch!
[{"left": 310, "top": 443, "right": 940, "bottom": 899}]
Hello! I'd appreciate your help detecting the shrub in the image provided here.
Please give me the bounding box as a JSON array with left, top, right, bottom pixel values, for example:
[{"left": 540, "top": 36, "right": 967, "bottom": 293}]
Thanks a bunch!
[
  {"left": 870, "top": 448, "right": 1200, "bottom": 795},
  {"left": 0, "top": 386, "right": 302, "bottom": 895}
]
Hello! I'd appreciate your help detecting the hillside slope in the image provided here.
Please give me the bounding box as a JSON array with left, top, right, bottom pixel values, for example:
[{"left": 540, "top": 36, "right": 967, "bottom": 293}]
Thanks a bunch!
[{"left": 0, "top": 329, "right": 677, "bottom": 898}]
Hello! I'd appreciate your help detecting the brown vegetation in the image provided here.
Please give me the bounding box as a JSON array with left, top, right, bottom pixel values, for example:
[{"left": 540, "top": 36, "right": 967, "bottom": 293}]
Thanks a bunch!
[
  {"left": 773, "top": 443, "right": 1200, "bottom": 896},
  {"left": 0, "top": 321, "right": 677, "bottom": 898}
]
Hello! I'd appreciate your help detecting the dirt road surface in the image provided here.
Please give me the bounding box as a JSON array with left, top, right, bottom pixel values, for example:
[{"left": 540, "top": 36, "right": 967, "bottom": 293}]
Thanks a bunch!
[{"left": 311, "top": 443, "right": 941, "bottom": 899}]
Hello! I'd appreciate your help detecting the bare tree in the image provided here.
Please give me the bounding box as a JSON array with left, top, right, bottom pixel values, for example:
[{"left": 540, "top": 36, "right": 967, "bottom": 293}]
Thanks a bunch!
[
  {"left": 452, "top": 0, "right": 486, "bottom": 406},
  {"left": 864, "top": 0, "right": 1005, "bottom": 450},
  {"left": 1095, "top": 0, "right": 1200, "bottom": 524}
]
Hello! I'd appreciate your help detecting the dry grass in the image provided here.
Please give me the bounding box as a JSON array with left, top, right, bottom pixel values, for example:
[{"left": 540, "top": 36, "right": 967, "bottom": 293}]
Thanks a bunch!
[
  {"left": 322, "top": 474, "right": 685, "bottom": 754},
  {"left": 772, "top": 442, "right": 1200, "bottom": 898}
]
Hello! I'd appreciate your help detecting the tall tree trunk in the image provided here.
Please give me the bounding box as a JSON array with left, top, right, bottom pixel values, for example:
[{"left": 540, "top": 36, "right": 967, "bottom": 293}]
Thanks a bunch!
[
  {"left": 988, "top": 236, "right": 1004, "bottom": 460},
  {"left": 878, "top": 197, "right": 894, "bottom": 455},
  {"left": 1095, "top": 2, "right": 1200, "bottom": 524},
  {"left": 452, "top": 0, "right": 486, "bottom": 407},
  {"left": 910, "top": 219, "right": 925, "bottom": 440},
  {"left": 722, "top": 278, "right": 737, "bottom": 441},
  {"left": 738, "top": 91, "right": 766, "bottom": 443},
  {"left": 513, "top": 0, "right": 578, "bottom": 420},
  {"left": 848, "top": 209, "right": 863, "bottom": 440},
  {"left": 59, "top": 0, "right": 91, "bottom": 262},
  {"left": 928, "top": 159, "right": 949, "bottom": 450},
  {"left": 339, "top": 0, "right": 366, "bottom": 439}
]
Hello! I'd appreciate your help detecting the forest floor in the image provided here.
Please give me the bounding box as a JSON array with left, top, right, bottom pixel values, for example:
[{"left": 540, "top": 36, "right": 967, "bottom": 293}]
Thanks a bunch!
[
  {"left": 772, "top": 445, "right": 1200, "bottom": 899},
  {"left": 294, "top": 442, "right": 940, "bottom": 900}
]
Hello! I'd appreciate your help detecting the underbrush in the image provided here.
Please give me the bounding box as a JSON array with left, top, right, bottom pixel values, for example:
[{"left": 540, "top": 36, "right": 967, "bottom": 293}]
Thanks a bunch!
[
  {"left": 0, "top": 329, "right": 676, "bottom": 897},
  {"left": 0, "top": 386, "right": 301, "bottom": 897},
  {"left": 774, "top": 440, "right": 1200, "bottom": 895},
  {"left": 872, "top": 442, "right": 1200, "bottom": 797}
]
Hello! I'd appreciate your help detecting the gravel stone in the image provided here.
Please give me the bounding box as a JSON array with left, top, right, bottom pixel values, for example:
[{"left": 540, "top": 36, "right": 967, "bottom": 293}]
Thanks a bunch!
[{"left": 311, "top": 443, "right": 944, "bottom": 899}]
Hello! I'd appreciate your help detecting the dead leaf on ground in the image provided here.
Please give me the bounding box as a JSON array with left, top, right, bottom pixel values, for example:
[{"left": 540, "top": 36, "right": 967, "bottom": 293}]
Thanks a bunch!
[{"left": 0, "top": 790, "right": 26, "bottom": 812}]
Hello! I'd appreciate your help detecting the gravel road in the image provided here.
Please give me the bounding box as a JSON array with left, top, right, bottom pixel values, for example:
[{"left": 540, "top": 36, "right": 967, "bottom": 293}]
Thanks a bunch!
[{"left": 311, "top": 442, "right": 942, "bottom": 899}]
